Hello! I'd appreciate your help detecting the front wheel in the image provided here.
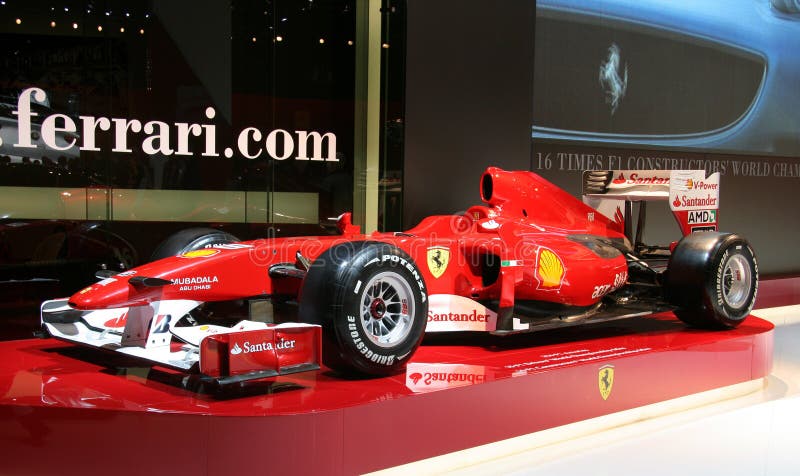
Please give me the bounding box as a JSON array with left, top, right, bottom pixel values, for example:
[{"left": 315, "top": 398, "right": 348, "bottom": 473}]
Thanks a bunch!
[
  {"left": 298, "top": 241, "right": 428, "bottom": 376},
  {"left": 666, "top": 232, "right": 758, "bottom": 329},
  {"left": 150, "top": 227, "right": 239, "bottom": 261}
]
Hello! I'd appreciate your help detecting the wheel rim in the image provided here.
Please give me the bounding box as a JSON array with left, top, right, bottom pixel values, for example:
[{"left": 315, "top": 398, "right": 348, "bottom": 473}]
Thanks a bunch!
[
  {"left": 722, "top": 254, "right": 752, "bottom": 309},
  {"left": 359, "top": 272, "right": 414, "bottom": 348}
]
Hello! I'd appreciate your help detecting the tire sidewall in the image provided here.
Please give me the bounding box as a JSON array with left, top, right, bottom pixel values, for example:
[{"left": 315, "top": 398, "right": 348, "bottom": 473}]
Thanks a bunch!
[
  {"left": 331, "top": 244, "right": 427, "bottom": 374},
  {"left": 706, "top": 238, "right": 758, "bottom": 325}
]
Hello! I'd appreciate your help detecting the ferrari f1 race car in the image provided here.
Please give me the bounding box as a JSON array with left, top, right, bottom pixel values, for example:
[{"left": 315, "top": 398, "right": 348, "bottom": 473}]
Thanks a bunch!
[{"left": 40, "top": 167, "right": 758, "bottom": 381}]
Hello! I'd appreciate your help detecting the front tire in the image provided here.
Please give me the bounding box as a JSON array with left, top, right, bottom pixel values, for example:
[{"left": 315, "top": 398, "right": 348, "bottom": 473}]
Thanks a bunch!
[
  {"left": 666, "top": 232, "right": 758, "bottom": 329},
  {"left": 150, "top": 227, "right": 239, "bottom": 261},
  {"left": 299, "top": 241, "right": 428, "bottom": 376}
]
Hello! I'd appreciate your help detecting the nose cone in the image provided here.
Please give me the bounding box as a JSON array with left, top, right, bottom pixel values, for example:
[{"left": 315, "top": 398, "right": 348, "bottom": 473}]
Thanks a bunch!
[{"left": 68, "top": 278, "right": 156, "bottom": 310}]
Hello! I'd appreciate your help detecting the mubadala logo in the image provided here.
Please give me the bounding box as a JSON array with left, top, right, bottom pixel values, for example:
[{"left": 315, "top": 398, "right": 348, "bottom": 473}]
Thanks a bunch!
[
  {"left": 172, "top": 275, "right": 219, "bottom": 285},
  {"left": 173, "top": 275, "right": 219, "bottom": 291},
  {"left": 688, "top": 210, "right": 717, "bottom": 225}
]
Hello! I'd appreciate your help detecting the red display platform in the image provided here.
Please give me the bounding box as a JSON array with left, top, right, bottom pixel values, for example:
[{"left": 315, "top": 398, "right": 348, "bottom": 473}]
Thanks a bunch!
[{"left": 0, "top": 314, "right": 773, "bottom": 475}]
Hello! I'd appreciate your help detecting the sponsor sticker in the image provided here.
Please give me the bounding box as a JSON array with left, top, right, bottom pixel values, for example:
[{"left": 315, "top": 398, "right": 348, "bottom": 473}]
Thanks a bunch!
[
  {"left": 425, "top": 294, "right": 498, "bottom": 332},
  {"left": 102, "top": 312, "right": 128, "bottom": 328},
  {"left": 610, "top": 171, "right": 670, "bottom": 187},
  {"left": 209, "top": 243, "right": 253, "bottom": 250},
  {"left": 179, "top": 249, "right": 221, "bottom": 258},
  {"left": 687, "top": 209, "right": 717, "bottom": 225},
  {"left": 172, "top": 275, "right": 219, "bottom": 291},
  {"left": 480, "top": 219, "right": 500, "bottom": 230},
  {"left": 669, "top": 171, "right": 720, "bottom": 212},
  {"left": 230, "top": 338, "right": 296, "bottom": 355},
  {"left": 536, "top": 248, "right": 565, "bottom": 290}
]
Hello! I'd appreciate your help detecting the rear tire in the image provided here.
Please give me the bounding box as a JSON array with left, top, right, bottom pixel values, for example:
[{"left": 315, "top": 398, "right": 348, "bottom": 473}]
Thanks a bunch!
[
  {"left": 666, "top": 232, "right": 758, "bottom": 329},
  {"left": 150, "top": 228, "right": 239, "bottom": 261},
  {"left": 299, "top": 241, "right": 428, "bottom": 377}
]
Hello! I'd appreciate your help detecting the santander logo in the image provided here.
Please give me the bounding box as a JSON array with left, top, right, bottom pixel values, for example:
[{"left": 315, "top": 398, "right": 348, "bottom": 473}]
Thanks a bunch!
[
  {"left": 230, "top": 343, "right": 243, "bottom": 355},
  {"left": 612, "top": 172, "right": 669, "bottom": 186}
]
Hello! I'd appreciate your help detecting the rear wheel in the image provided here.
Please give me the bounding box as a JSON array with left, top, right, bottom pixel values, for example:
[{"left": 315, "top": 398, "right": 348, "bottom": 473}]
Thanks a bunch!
[
  {"left": 666, "top": 232, "right": 758, "bottom": 329},
  {"left": 299, "top": 241, "right": 428, "bottom": 376}
]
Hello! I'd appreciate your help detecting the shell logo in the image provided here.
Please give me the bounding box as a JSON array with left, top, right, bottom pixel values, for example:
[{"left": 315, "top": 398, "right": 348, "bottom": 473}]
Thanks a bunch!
[
  {"left": 536, "top": 248, "right": 565, "bottom": 289},
  {"left": 179, "top": 249, "right": 221, "bottom": 259}
]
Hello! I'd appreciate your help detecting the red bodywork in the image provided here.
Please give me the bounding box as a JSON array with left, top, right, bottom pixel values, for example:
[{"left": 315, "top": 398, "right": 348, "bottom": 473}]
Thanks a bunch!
[{"left": 69, "top": 167, "right": 629, "bottom": 315}]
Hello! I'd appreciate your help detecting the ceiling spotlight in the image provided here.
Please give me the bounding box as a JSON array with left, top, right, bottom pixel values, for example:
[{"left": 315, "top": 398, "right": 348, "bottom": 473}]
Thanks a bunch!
[
  {"left": 15, "top": 18, "right": 21, "bottom": 25},
  {"left": 276, "top": 35, "right": 283, "bottom": 42},
  {"left": 319, "top": 38, "right": 325, "bottom": 44},
  {"left": 382, "top": 43, "right": 390, "bottom": 49},
  {"left": 50, "top": 21, "right": 56, "bottom": 28},
  {"left": 72, "top": 22, "right": 78, "bottom": 29},
  {"left": 252, "top": 37, "right": 257, "bottom": 43},
  {"left": 139, "top": 28, "right": 144, "bottom": 35},
  {"left": 97, "top": 25, "right": 103, "bottom": 32},
  {"left": 347, "top": 40, "right": 353, "bottom": 46},
  {"left": 120, "top": 27, "right": 125, "bottom": 33}
]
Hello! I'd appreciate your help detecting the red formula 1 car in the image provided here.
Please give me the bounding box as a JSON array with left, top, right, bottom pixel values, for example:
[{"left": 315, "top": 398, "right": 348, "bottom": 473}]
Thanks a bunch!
[{"left": 40, "top": 167, "right": 758, "bottom": 381}]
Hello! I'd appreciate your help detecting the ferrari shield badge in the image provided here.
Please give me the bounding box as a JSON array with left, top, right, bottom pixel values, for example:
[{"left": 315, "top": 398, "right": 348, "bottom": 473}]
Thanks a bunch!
[
  {"left": 598, "top": 364, "right": 615, "bottom": 400},
  {"left": 427, "top": 246, "right": 450, "bottom": 279}
]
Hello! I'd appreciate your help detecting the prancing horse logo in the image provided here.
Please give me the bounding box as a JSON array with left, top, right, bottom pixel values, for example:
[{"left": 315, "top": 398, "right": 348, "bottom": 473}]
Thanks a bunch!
[
  {"left": 599, "top": 364, "right": 615, "bottom": 400},
  {"left": 427, "top": 246, "right": 450, "bottom": 279},
  {"left": 599, "top": 43, "right": 628, "bottom": 115}
]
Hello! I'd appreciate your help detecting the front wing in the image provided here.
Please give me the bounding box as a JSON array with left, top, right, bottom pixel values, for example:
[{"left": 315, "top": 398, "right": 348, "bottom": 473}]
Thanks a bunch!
[{"left": 40, "top": 299, "right": 321, "bottom": 384}]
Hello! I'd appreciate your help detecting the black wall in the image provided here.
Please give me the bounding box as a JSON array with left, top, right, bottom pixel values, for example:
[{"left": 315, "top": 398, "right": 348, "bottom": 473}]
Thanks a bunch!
[{"left": 404, "top": 0, "right": 535, "bottom": 225}]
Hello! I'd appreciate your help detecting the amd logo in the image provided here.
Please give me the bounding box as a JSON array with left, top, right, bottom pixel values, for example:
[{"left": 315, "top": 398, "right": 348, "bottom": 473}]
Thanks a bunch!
[{"left": 687, "top": 210, "right": 717, "bottom": 225}]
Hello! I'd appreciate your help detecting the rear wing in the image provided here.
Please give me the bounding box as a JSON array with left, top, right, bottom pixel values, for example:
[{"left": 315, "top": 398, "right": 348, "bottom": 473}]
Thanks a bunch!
[{"left": 582, "top": 170, "right": 720, "bottom": 238}]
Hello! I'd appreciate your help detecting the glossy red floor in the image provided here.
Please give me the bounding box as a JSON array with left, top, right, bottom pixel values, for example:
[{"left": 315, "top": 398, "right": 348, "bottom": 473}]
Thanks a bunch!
[{"left": 0, "top": 311, "right": 773, "bottom": 476}]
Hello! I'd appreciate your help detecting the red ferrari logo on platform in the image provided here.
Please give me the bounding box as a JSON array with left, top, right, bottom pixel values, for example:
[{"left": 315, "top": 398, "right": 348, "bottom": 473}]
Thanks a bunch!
[{"left": 599, "top": 364, "right": 615, "bottom": 400}]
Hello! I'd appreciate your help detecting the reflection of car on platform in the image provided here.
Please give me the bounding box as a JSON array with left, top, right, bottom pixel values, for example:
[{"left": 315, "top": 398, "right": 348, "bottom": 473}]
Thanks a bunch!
[{"left": 40, "top": 167, "right": 758, "bottom": 382}]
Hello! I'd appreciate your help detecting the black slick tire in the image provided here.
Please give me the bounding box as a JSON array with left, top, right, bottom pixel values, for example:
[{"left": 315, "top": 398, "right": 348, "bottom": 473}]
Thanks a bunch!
[
  {"left": 666, "top": 232, "right": 758, "bottom": 329},
  {"left": 150, "top": 228, "right": 239, "bottom": 261},
  {"left": 298, "top": 241, "right": 428, "bottom": 377}
]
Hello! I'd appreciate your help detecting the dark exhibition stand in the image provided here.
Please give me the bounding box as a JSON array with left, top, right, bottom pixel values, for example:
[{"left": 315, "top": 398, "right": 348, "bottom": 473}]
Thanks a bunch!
[{"left": 0, "top": 279, "right": 795, "bottom": 475}]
